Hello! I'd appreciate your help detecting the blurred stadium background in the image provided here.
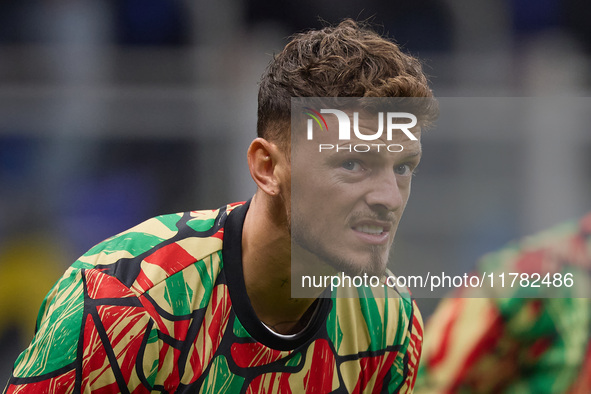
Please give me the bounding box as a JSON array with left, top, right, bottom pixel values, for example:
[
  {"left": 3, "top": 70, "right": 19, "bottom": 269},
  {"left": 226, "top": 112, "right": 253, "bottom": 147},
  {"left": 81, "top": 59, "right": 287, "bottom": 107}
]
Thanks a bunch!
[{"left": 1, "top": 0, "right": 591, "bottom": 380}]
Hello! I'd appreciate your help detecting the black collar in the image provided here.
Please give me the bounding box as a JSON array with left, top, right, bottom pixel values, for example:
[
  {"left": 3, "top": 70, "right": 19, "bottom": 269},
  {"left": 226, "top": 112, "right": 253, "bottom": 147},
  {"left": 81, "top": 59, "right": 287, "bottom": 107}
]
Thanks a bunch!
[{"left": 222, "top": 200, "right": 331, "bottom": 351}]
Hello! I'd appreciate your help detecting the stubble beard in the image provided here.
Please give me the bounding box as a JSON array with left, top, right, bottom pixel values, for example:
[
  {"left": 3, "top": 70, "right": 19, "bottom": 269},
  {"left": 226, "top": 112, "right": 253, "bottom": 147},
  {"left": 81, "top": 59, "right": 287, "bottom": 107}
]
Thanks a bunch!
[{"left": 290, "top": 214, "right": 389, "bottom": 278}]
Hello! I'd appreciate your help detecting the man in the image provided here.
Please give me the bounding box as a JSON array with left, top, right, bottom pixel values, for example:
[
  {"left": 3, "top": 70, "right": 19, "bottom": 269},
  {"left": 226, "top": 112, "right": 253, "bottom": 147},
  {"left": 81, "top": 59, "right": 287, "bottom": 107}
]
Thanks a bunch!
[
  {"left": 416, "top": 213, "right": 591, "bottom": 393},
  {"left": 5, "top": 20, "right": 435, "bottom": 393}
]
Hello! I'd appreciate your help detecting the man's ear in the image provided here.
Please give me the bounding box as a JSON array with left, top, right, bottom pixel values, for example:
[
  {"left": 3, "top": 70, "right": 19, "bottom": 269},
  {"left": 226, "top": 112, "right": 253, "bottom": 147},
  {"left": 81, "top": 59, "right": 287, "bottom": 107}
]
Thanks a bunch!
[{"left": 247, "top": 138, "right": 283, "bottom": 196}]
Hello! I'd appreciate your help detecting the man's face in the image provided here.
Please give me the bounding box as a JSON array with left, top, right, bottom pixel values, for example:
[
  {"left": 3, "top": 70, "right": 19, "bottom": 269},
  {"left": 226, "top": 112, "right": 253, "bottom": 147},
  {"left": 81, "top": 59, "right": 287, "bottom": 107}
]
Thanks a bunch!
[{"left": 290, "top": 110, "right": 422, "bottom": 277}]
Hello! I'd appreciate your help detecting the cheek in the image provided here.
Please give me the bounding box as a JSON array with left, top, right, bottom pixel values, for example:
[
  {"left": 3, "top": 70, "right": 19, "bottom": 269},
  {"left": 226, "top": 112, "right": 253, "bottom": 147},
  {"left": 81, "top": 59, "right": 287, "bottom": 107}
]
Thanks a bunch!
[{"left": 398, "top": 186, "right": 412, "bottom": 212}]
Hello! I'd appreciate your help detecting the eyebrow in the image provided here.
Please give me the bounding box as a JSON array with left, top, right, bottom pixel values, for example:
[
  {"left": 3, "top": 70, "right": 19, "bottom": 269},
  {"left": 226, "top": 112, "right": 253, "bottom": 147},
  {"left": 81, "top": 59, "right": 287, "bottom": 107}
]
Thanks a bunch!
[{"left": 404, "top": 150, "right": 422, "bottom": 159}]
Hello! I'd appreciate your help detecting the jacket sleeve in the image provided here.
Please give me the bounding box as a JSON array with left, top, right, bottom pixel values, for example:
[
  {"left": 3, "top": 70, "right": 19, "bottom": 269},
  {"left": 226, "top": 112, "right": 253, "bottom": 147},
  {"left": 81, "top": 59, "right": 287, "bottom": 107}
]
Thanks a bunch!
[
  {"left": 383, "top": 296, "right": 424, "bottom": 393},
  {"left": 4, "top": 266, "right": 160, "bottom": 394}
]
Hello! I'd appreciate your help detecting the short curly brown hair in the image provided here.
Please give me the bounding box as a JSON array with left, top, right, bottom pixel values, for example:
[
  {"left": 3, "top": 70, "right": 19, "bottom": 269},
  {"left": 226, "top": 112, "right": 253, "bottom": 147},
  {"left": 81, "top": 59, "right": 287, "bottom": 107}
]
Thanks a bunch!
[{"left": 257, "top": 19, "right": 436, "bottom": 147}]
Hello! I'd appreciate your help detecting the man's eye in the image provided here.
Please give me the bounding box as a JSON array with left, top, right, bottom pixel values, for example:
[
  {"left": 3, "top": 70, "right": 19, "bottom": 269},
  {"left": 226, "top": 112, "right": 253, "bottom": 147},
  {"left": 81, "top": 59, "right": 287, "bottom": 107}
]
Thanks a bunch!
[
  {"left": 394, "top": 164, "right": 412, "bottom": 176},
  {"left": 342, "top": 160, "right": 363, "bottom": 171}
]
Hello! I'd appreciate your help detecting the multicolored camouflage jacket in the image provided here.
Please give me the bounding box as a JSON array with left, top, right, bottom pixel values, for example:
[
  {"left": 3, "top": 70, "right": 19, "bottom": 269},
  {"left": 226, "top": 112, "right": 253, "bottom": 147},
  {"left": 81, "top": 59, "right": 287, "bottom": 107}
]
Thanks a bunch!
[
  {"left": 5, "top": 201, "right": 423, "bottom": 393},
  {"left": 416, "top": 213, "right": 591, "bottom": 394}
]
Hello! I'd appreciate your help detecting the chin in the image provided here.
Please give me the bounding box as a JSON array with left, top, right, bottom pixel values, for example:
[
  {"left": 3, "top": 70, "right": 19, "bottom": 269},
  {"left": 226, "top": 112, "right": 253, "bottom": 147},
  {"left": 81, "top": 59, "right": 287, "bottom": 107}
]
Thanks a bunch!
[
  {"left": 329, "top": 250, "right": 387, "bottom": 278},
  {"left": 292, "top": 228, "right": 389, "bottom": 277}
]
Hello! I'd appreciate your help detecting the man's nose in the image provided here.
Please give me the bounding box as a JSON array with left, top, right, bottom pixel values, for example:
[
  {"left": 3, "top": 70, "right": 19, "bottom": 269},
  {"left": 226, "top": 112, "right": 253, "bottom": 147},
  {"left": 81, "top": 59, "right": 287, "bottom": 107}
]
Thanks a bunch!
[{"left": 364, "top": 173, "right": 404, "bottom": 212}]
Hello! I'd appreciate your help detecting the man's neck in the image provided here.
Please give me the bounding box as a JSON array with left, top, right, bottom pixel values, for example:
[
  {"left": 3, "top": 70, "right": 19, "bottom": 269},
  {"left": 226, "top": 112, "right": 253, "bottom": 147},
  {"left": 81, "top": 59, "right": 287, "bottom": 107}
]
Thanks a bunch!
[{"left": 241, "top": 193, "right": 318, "bottom": 335}]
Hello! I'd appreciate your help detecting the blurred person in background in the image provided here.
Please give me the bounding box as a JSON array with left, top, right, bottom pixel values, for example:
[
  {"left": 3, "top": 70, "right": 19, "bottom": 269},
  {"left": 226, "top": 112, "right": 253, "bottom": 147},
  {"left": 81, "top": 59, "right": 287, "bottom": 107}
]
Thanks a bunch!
[
  {"left": 4, "top": 20, "right": 436, "bottom": 393},
  {"left": 415, "top": 213, "right": 591, "bottom": 393}
]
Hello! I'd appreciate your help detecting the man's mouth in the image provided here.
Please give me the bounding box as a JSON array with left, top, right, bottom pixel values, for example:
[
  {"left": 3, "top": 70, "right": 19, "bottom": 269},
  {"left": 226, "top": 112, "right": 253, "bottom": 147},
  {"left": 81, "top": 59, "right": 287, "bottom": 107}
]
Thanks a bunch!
[
  {"left": 354, "top": 224, "right": 386, "bottom": 235},
  {"left": 350, "top": 220, "right": 393, "bottom": 245}
]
